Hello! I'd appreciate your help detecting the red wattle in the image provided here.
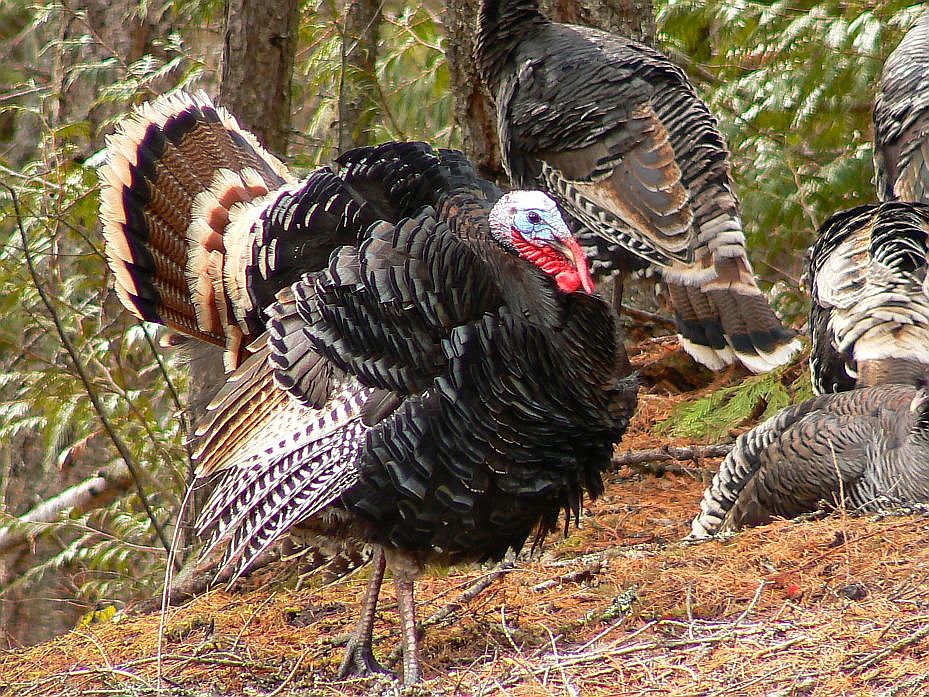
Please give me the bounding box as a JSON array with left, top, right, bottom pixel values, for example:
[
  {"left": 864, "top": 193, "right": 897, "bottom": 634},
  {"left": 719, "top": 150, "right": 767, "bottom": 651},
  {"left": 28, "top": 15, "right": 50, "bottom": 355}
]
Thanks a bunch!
[{"left": 511, "top": 231, "right": 595, "bottom": 295}]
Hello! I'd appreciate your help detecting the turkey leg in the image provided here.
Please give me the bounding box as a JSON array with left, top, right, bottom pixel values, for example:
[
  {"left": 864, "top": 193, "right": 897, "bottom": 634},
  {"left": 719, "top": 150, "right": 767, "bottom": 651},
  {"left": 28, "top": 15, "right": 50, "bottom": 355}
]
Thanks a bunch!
[{"left": 338, "top": 547, "right": 388, "bottom": 678}]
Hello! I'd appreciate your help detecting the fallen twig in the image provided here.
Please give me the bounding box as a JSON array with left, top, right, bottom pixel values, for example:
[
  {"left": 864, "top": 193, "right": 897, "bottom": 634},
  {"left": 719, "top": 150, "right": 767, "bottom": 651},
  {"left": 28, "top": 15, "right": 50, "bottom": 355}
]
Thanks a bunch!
[
  {"left": 134, "top": 546, "right": 281, "bottom": 614},
  {"left": 732, "top": 580, "right": 767, "bottom": 628},
  {"left": 484, "top": 624, "right": 766, "bottom": 694},
  {"left": 611, "top": 444, "right": 732, "bottom": 470},
  {"left": 266, "top": 648, "right": 311, "bottom": 697},
  {"left": 705, "top": 665, "right": 789, "bottom": 697},
  {"left": 532, "top": 560, "right": 601, "bottom": 592},
  {"left": 620, "top": 306, "right": 676, "bottom": 329},
  {"left": 844, "top": 622, "right": 929, "bottom": 673}
]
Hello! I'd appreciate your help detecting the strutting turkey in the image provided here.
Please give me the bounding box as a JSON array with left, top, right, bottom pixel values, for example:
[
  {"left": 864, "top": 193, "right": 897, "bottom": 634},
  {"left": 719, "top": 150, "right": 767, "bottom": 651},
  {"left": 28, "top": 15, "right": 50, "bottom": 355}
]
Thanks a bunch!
[
  {"left": 690, "top": 384, "right": 929, "bottom": 538},
  {"left": 807, "top": 202, "right": 929, "bottom": 395},
  {"left": 97, "top": 92, "right": 638, "bottom": 683},
  {"left": 476, "top": 0, "right": 800, "bottom": 374},
  {"left": 874, "top": 13, "right": 929, "bottom": 204}
]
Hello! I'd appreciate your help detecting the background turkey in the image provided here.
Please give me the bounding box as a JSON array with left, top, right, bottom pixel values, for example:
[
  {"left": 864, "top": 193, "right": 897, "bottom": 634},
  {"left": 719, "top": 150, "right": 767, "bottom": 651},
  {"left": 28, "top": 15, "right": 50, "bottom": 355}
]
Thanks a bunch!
[
  {"left": 874, "top": 13, "right": 929, "bottom": 204},
  {"left": 690, "top": 384, "right": 929, "bottom": 538},
  {"left": 476, "top": 0, "right": 800, "bottom": 374},
  {"left": 98, "top": 92, "right": 638, "bottom": 683},
  {"left": 807, "top": 202, "right": 929, "bottom": 395}
]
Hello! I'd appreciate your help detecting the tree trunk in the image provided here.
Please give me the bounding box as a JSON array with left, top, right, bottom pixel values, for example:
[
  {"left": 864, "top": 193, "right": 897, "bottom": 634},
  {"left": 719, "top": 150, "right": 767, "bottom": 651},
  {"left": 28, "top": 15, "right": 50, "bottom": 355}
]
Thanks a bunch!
[
  {"left": 445, "top": 0, "right": 656, "bottom": 182},
  {"left": 193, "top": 0, "right": 301, "bottom": 500},
  {"left": 166, "top": 0, "right": 305, "bottom": 602},
  {"left": 220, "top": 0, "right": 301, "bottom": 157},
  {"left": 444, "top": 0, "right": 501, "bottom": 181},
  {"left": 206, "top": 0, "right": 303, "bottom": 414},
  {"left": 548, "top": 0, "right": 655, "bottom": 44},
  {"left": 336, "top": 0, "right": 382, "bottom": 153}
]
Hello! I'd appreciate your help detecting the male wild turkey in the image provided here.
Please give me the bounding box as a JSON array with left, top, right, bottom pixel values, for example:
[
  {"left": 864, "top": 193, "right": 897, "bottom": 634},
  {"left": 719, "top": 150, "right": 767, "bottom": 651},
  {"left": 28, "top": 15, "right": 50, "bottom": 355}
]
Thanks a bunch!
[
  {"left": 874, "top": 13, "right": 929, "bottom": 203},
  {"left": 476, "top": 0, "right": 800, "bottom": 373},
  {"left": 690, "top": 384, "right": 929, "bottom": 538},
  {"left": 807, "top": 202, "right": 929, "bottom": 394},
  {"left": 98, "top": 92, "right": 638, "bottom": 683}
]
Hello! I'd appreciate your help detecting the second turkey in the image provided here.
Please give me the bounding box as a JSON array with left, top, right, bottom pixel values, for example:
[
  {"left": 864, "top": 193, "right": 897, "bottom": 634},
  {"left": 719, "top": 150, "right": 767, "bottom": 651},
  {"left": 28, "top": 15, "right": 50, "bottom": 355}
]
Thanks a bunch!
[{"left": 476, "top": 0, "right": 800, "bottom": 374}]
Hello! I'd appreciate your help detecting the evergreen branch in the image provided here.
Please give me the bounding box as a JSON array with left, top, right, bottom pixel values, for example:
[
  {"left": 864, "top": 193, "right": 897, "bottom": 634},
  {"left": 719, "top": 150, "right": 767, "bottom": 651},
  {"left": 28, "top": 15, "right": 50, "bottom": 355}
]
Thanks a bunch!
[
  {"left": 139, "top": 323, "right": 192, "bottom": 451},
  {"left": 138, "top": 323, "right": 199, "bottom": 568},
  {"left": 3, "top": 183, "right": 175, "bottom": 561}
]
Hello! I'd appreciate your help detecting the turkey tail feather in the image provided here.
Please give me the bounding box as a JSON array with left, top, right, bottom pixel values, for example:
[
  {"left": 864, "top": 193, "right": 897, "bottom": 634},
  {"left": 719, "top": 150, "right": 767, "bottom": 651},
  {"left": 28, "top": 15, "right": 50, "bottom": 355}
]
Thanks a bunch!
[
  {"left": 666, "top": 256, "right": 800, "bottom": 373},
  {"left": 873, "top": 14, "right": 929, "bottom": 204},
  {"left": 809, "top": 202, "right": 929, "bottom": 393},
  {"left": 889, "top": 139, "right": 929, "bottom": 204},
  {"left": 98, "top": 91, "right": 293, "bottom": 368}
]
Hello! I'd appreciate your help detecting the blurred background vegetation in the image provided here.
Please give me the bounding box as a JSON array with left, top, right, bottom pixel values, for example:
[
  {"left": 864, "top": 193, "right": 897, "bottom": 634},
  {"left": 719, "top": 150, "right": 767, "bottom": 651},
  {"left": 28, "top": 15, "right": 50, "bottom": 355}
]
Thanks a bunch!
[{"left": 0, "top": 0, "right": 919, "bottom": 648}]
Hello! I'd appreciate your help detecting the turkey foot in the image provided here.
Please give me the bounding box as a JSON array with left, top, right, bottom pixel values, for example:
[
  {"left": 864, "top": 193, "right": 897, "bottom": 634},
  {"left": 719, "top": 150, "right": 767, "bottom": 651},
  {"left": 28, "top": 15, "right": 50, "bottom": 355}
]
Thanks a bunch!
[
  {"left": 337, "top": 637, "right": 390, "bottom": 678},
  {"left": 337, "top": 548, "right": 388, "bottom": 679}
]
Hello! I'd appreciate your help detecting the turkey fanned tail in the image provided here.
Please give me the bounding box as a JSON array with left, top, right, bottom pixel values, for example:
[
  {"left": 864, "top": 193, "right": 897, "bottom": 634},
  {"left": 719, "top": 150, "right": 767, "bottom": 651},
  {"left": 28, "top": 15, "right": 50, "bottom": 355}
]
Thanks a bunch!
[
  {"left": 690, "top": 384, "right": 929, "bottom": 538},
  {"left": 477, "top": 0, "right": 800, "bottom": 374},
  {"left": 97, "top": 91, "right": 373, "bottom": 370}
]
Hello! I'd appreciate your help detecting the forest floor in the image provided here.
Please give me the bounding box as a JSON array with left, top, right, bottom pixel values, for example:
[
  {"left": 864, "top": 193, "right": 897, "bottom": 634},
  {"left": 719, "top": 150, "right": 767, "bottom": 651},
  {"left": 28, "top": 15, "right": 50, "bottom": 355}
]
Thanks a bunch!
[{"left": 2, "top": 337, "right": 929, "bottom": 696}]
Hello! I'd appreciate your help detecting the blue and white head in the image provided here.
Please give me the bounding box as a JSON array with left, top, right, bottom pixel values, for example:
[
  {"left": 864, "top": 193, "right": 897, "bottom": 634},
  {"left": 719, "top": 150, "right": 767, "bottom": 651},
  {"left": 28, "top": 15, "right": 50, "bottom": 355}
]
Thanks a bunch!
[{"left": 488, "top": 190, "right": 595, "bottom": 294}]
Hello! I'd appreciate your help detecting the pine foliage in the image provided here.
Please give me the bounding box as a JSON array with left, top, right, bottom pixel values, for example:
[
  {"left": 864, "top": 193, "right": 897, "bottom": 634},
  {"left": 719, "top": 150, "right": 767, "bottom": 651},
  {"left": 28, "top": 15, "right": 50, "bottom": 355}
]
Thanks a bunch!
[
  {"left": 292, "top": 1, "right": 454, "bottom": 166},
  {"left": 658, "top": 365, "right": 814, "bottom": 442},
  {"left": 0, "top": 0, "right": 205, "bottom": 641}
]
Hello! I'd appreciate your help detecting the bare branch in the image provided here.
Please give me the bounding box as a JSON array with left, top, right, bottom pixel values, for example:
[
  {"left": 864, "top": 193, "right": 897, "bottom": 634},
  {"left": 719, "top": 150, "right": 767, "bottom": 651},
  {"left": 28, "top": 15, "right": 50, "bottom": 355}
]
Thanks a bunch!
[
  {"left": 611, "top": 444, "right": 732, "bottom": 469},
  {"left": 134, "top": 546, "right": 280, "bottom": 614},
  {"left": 844, "top": 622, "right": 929, "bottom": 673},
  {"left": 619, "top": 305, "right": 677, "bottom": 329},
  {"left": 336, "top": 0, "right": 384, "bottom": 150},
  {"left": 0, "top": 463, "right": 133, "bottom": 556}
]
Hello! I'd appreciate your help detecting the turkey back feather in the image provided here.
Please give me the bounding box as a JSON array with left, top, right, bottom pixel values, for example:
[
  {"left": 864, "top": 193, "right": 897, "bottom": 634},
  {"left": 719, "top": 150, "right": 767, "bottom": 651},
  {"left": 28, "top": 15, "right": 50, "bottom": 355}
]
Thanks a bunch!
[
  {"left": 477, "top": 0, "right": 800, "bottom": 374},
  {"left": 808, "top": 202, "right": 929, "bottom": 394},
  {"left": 690, "top": 384, "right": 929, "bottom": 537},
  {"left": 874, "top": 14, "right": 929, "bottom": 204}
]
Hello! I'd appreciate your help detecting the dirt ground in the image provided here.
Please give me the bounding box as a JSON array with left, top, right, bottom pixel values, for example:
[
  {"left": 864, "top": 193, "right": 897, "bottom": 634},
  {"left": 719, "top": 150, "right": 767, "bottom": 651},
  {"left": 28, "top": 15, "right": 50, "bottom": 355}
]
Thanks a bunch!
[{"left": 2, "top": 341, "right": 928, "bottom": 696}]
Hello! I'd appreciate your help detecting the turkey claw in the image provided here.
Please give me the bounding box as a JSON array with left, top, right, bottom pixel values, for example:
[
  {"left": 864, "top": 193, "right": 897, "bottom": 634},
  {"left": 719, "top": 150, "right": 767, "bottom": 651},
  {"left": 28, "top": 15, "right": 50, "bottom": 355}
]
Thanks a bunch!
[{"left": 337, "top": 639, "right": 391, "bottom": 679}]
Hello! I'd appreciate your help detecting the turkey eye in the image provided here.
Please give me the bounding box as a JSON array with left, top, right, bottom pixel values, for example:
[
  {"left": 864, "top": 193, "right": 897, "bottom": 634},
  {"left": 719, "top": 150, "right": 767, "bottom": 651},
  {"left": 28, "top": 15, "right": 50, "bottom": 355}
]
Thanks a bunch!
[{"left": 527, "top": 211, "right": 542, "bottom": 224}]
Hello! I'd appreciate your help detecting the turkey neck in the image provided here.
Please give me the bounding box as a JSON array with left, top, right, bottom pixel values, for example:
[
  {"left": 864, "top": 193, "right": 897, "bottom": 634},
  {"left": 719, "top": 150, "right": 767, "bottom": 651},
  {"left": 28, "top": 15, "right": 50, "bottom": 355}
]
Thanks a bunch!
[
  {"left": 440, "top": 193, "right": 570, "bottom": 329},
  {"left": 477, "top": 0, "right": 546, "bottom": 93}
]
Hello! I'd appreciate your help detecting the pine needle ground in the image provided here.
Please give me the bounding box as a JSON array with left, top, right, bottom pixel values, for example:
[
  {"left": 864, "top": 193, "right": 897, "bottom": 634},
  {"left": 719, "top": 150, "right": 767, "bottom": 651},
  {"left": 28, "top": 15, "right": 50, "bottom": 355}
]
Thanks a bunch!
[{"left": 2, "top": 345, "right": 928, "bottom": 696}]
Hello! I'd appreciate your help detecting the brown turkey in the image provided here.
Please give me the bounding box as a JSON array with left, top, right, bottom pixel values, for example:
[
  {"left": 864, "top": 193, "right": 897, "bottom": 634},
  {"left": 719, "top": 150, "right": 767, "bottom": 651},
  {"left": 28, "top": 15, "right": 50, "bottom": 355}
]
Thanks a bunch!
[
  {"left": 476, "top": 0, "right": 800, "bottom": 373},
  {"left": 690, "top": 384, "right": 929, "bottom": 538},
  {"left": 98, "top": 92, "right": 638, "bottom": 683},
  {"left": 807, "top": 202, "right": 929, "bottom": 394},
  {"left": 874, "top": 13, "right": 929, "bottom": 203}
]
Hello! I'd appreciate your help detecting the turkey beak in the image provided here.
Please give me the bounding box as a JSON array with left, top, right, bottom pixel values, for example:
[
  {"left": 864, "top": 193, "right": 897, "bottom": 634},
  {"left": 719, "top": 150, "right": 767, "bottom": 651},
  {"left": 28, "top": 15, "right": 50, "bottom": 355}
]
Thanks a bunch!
[{"left": 554, "top": 235, "right": 595, "bottom": 294}]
